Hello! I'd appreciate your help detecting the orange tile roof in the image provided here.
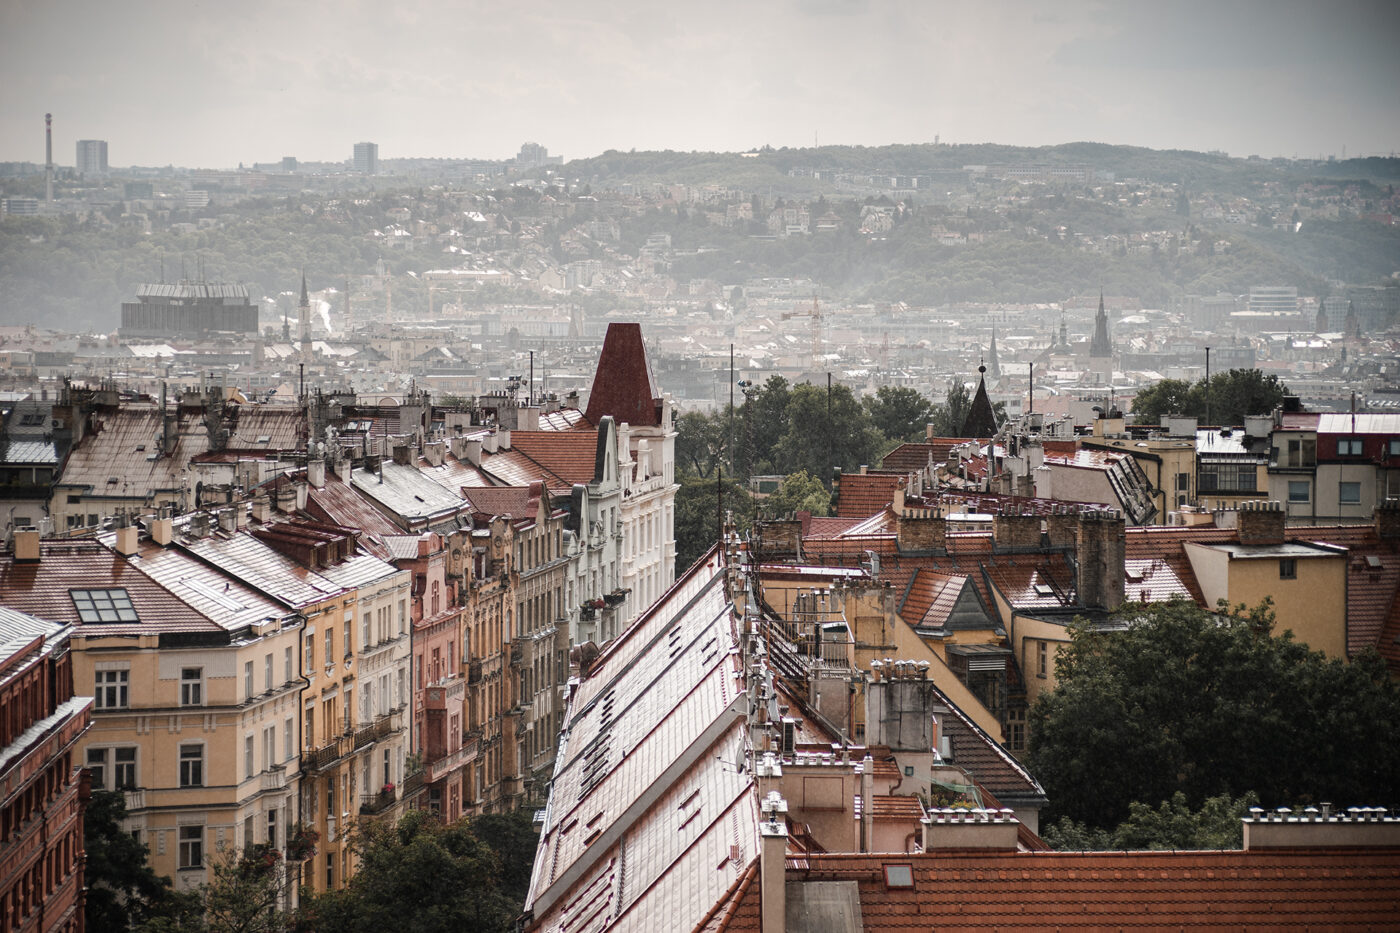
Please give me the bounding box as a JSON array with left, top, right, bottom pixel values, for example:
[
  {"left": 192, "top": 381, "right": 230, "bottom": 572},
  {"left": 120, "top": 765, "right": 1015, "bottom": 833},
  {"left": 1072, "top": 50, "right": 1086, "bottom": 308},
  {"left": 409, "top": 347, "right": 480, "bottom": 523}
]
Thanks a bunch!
[
  {"left": 506, "top": 430, "right": 599, "bottom": 484},
  {"left": 753, "top": 847, "right": 1400, "bottom": 931},
  {"left": 834, "top": 473, "right": 904, "bottom": 518},
  {"left": 881, "top": 440, "right": 963, "bottom": 472}
]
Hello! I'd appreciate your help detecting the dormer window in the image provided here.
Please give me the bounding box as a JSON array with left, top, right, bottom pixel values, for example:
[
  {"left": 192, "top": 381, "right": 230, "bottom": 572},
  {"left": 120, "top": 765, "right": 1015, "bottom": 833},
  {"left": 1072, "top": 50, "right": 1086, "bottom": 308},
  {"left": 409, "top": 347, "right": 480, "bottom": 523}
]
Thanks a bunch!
[{"left": 1337, "top": 438, "right": 1363, "bottom": 456}]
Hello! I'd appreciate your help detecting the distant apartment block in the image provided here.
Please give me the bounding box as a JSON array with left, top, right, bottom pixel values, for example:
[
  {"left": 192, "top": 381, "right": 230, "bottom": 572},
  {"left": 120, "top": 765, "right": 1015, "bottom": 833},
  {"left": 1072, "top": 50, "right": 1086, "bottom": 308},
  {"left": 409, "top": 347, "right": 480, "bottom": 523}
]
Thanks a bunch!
[
  {"left": 354, "top": 142, "right": 379, "bottom": 175},
  {"left": 2, "top": 198, "right": 39, "bottom": 215},
  {"left": 1247, "top": 286, "right": 1299, "bottom": 316},
  {"left": 76, "top": 139, "right": 108, "bottom": 175}
]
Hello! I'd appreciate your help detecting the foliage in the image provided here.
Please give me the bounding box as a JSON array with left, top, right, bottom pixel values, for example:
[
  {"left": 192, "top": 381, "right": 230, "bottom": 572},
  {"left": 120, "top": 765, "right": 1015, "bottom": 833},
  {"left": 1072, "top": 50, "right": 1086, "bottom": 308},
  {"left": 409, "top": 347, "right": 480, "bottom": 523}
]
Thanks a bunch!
[
  {"left": 673, "top": 473, "right": 755, "bottom": 573},
  {"left": 862, "top": 385, "right": 937, "bottom": 444},
  {"left": 200, "top": 844, "right": 291, "bottom": 933},
  {"left": 762, "top": 469, "right": 831, "bottom": 518},
  {"left": 1129, "top": 368, "right": 1289, "bottom": 427},
  {"left": 296, "top": 809, "right": 521, "bottom": 933},
  {"left": 85, "top": 790, "right": 202, "bottom": 931},
  {"left": 1027, "top": 599, "right": 1400, "bottom": 829},
  {"left": 674, "top": 408, "right": 728, "bottom": 478},
  {"left": 1042, "top": 791, "right": 1259, "bottom": 851}
]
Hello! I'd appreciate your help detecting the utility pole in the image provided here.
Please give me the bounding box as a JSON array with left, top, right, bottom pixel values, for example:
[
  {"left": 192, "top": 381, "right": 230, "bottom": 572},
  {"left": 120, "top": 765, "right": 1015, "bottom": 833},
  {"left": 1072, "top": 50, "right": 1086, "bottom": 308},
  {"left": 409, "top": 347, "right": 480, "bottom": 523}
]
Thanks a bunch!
[
  {"left": 1204, "top": 346, "right": 1211, "bottom": 427},
  {"left": 729, "top": 344, "right": 735, "bottom": 476}
]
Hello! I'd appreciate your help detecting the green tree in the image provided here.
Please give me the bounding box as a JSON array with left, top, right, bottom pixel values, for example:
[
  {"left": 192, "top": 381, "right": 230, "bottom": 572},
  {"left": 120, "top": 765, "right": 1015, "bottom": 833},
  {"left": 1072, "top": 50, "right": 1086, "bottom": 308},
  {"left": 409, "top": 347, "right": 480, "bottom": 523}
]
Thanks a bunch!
[
  {"left": 1042, "top": 791, "right": 1258, "bottom": 851},
  {"left": 762, "top": 470, "right": 831, "bottom": 518},
  {"left": 297, "top": 810, "right": 517, "bottom": 933},
  {"left": 927, "top": 381, "right": 973, "bottom": 437},
  {"left": 673, "top": 473, "right": 755, "bottom": 574},
  {"left": 674, "top": 408, "right": 727, "bottom": 478},
  {"left": 774, "top": 382, "right": 885, "bottom": 483},
  {"left": 734, "top": 375, "right": 791, "bottom": 479},
  {"left": 1128, "top": 377, "right": 1196, "bottom": 426},
  {"left": 85, "top": 790, "right": 201, "bottom": 931},
  {"left": 1130, "top": 370, "right": 1288, "bottom": 427},
  {"left": 202, "top": 844, "right": 290, "bottom": 933},
  {"left": 862, "top": 385, "right": 937, "bottom": 444},
  {"left": 1028, "top": 599, "right": 1400, "bottom": 829}
]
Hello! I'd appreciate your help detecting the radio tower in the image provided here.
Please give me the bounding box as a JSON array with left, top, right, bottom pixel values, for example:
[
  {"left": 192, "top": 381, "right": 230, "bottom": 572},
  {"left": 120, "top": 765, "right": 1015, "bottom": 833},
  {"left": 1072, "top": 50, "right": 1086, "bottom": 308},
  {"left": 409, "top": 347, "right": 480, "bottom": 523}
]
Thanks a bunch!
[{"left": 45, "top": 113, "right": 53, "bottom": 206}]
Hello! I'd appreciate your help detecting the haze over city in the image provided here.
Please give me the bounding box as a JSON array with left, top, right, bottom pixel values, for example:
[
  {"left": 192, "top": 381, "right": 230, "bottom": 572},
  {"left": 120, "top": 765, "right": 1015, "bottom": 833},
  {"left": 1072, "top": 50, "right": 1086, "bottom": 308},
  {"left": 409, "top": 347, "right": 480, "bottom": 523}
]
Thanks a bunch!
[{"left": 3, "top": 0, "right": 1399, "bottom": 168}]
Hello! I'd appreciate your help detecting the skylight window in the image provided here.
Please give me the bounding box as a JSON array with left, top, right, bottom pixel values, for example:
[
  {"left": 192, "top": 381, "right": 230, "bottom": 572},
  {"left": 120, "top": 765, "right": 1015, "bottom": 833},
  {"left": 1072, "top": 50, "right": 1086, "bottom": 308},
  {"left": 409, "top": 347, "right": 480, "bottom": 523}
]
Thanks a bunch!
[
  {"left": 883, "top": 864, "right": 914, "bottom": 888},
  {"left": 71, "top": 588, "right": 139, "bottom": 623}
]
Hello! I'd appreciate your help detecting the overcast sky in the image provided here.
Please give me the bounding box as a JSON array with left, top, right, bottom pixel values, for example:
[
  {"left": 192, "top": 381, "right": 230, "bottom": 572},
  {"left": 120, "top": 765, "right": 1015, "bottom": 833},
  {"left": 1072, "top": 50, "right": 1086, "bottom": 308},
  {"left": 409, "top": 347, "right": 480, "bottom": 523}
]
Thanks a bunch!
[{"left": 3, "top": 0, "right": 1397, "bottom": 169}]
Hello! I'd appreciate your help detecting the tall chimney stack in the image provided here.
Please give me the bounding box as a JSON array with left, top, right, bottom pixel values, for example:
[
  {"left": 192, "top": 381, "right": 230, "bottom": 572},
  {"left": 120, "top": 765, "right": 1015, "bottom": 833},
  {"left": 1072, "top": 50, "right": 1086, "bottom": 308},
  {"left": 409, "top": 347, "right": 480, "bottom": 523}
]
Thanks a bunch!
[{"left": 45, "top": 113, "right": 53, "bottom": 205}]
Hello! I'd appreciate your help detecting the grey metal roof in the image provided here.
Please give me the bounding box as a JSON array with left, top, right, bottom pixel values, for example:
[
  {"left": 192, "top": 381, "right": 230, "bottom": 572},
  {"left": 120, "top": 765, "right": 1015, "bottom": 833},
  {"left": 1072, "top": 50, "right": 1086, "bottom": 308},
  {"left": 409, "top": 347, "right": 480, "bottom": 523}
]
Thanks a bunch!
[
  {"left": 1, "top": 440, "right": 58, "bottom": 465},
  {"left": 136, "top": 282, "right": 250, "bottom": 300}
]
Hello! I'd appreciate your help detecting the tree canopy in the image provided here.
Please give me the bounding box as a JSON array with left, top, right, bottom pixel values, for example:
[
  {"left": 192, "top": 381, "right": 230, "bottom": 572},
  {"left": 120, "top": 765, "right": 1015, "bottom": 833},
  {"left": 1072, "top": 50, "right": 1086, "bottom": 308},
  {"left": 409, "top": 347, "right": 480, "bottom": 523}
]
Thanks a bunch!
[
  {"left": 1129, "top": 368, "right": 1289, "bottom": 427},
  {"left": 85, "top": 790, "right": 202, "bottom": 931},
  {"left": 1027, "top": 599, "right": 1400, "bottom": 829}
]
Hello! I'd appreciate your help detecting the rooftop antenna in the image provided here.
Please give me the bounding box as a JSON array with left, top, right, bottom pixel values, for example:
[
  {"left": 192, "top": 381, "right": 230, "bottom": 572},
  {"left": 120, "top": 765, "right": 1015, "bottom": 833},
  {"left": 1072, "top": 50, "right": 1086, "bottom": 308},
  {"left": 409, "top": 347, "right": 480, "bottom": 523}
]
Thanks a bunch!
[{"left": 44, "top": 113, "right": 53, "bottom": 206}]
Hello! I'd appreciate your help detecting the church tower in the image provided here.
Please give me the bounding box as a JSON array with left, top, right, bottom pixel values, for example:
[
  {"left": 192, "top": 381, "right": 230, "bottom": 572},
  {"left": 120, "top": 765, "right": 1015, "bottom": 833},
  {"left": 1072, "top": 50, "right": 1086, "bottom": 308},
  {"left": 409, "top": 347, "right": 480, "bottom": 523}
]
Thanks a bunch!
[
  {"left": 1090, "top": 291, "right": 1112, "bottom": 358},
  {"left": 298, "top": 272, "right": 313, "bottom": 364},
  {"left": 987, "top": 327, "right": 1001, "bottom": 379}
]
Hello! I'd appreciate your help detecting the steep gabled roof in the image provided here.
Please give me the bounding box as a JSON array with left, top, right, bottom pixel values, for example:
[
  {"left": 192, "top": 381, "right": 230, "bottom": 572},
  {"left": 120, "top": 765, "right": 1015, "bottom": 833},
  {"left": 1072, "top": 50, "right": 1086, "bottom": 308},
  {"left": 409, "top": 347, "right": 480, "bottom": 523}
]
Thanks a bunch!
[{"left": 960, "top": 368, "right": 999, "bottom": 438}]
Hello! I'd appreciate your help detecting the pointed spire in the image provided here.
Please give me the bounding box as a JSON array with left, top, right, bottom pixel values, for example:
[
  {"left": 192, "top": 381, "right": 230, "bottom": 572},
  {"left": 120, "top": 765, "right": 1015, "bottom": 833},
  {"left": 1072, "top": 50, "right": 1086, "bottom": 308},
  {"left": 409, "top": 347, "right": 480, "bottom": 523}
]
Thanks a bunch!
[
  {"left": 960, "top": 365, "right": 999, "bottom": 438},
  {"left": 584, "top": 323, "right": 663, "bottom": 427},
  {"left": 987, "top": 327, "right": 1001, "bottom": 379},
  {"left": 1090, "top": 290, "right": 1112, "bottom": 358},
  {"left": 300, "top": 269, "right": 309, "bottom": 307}
]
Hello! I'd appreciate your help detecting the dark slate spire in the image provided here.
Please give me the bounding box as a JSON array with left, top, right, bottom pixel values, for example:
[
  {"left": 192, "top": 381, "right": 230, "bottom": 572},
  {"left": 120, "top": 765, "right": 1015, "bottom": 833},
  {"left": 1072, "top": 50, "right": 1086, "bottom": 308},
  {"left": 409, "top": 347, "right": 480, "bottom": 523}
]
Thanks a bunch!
[
  {"left": 1090, "top": 290, "right": 1112, "bottom": 358},
  {"left": 300, "top": 270, "right": 309, "bottom": 308},
  {"left": 960, "top": 364, "right": 999, "bottom": 438},
  {"left": 1058, "top": 314, "right": 1069, "bottom": 350},
  {"left": 987, "top": 327, "right": 1001, "bottom": 378}
]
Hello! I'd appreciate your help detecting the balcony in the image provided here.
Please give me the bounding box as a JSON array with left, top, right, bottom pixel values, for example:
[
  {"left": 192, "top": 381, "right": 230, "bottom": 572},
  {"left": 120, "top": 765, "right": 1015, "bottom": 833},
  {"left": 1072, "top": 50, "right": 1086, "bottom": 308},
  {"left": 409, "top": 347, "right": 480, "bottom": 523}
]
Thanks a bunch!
[
  {"left": 306, "top": 737, "right": 344, "bottom": 772},
  {"left": 509, "top": 643, "right": 523, "bottom": 665},
  {"left": 353, "top": 711, "right": 399, "bottom": 751},
  {"left": 402, "top": 770, "right": 426, "bottom": 798},
  {"left": 122, "top": 788, "right": 146, "bottom": 812},
  {"left": 467, "top": 659, "right": 482, "bottom": 684},
  {"left": 261, "top": 764, "right": 288, "bottom": 793},
  {"left": 426, "top": 739, "right": 478, "bottom": 785},
  {"left": 359, "top": 787, "right": 398, "bottom": 816}
]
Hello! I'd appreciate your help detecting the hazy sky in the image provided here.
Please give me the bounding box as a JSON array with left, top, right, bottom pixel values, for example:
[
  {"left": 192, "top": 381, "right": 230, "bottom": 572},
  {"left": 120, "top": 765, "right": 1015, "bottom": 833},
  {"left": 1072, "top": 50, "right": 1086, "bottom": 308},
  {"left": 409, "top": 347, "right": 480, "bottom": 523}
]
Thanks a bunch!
[{"left": 3, "top": 0, "right": 1397, "bottom": 168}]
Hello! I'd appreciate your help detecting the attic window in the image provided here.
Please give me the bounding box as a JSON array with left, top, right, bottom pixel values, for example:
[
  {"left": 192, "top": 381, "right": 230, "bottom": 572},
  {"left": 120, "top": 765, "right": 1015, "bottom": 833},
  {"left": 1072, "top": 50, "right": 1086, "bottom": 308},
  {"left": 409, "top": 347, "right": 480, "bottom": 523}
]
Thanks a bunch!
[
  {"left": 71, "top": 588, "right": 139, "bottom": 623},
  {"left": 883, "top": 864, "right": 914, "bottom": 889},
  {"left": 135, "top": 444, "right": 146, "bottom": 452},
  {"left": 1033, "top": 583, "right": 1055, "bottom": 597},
  {"left": 1367, "top": 555, "right": 1383, "bottom": 569},
  {"left": 106, "top": 477, "right": 119, "bottom": 485},
  {"left": 256, "top": 435, "right": 271, "bottom": 444}
]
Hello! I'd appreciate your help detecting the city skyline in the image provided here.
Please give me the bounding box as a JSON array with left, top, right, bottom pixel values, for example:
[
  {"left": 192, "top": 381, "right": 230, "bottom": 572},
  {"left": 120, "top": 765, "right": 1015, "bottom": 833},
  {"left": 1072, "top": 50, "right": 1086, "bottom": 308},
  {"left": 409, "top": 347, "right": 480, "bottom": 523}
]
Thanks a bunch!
[{"left": 2, "top": 0, "right": 1398, "bottom": 169}]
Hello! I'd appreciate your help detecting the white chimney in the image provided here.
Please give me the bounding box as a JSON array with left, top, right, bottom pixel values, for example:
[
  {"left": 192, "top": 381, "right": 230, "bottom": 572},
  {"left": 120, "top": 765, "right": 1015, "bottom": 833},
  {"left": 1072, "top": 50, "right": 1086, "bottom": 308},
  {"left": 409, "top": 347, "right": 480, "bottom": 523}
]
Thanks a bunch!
[
  {"left": 14, "top": 528, "right": 40, "bottom": 562},
  {"left": 759, "top": 792, "right": 788, "bottom": 933},
  {"left": 861, "top": 753, "right": 874, "bottom": 852},
  {"left": 307, "top": 458, "right": 326, "bottom": 488},
  {"left": 115, "top": 524, "right": 139, "bottom": 557}
]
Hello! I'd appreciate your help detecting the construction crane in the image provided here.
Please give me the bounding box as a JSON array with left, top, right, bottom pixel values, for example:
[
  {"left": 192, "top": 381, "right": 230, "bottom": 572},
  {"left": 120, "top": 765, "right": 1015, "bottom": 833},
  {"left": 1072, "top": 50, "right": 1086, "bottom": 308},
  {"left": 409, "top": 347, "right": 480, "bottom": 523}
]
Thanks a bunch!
[{"left": 782, "top": 295, "right": 823, "bottom": 371}]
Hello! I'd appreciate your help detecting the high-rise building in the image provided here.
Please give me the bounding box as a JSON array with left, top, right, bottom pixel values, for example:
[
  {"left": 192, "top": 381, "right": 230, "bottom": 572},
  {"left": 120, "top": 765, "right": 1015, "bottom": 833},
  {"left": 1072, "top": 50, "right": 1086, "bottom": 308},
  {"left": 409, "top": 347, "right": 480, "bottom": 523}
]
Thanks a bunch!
[
  {"left": 353, "top": 142, "right": 378, "bottom": 175},
  {"left": 76, "top": 139, "right": 108, "bottom": 175}
]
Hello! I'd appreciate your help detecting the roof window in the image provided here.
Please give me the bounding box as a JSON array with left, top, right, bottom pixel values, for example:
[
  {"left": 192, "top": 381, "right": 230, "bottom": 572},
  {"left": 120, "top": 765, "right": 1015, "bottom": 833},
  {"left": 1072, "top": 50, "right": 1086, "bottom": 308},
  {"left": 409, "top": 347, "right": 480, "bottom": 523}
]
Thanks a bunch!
[
  {"left": 883, "top": 864, "right": 915, "bottom": 888},
  {"left": 71, "top": 588, "right": 139, "bottom": 623}
]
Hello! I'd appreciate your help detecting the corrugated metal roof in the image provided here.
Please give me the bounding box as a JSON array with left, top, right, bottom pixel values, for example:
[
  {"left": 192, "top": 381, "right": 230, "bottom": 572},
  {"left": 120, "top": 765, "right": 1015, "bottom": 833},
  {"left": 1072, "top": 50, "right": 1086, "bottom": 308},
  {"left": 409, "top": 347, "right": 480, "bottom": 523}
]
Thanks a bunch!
[
  {"left": 0, "top": 440, "right": 58, "bottom": 465},
  {"left": 351, "top": 462, "right": 465, "bottom": 523},
  {"left": 1318, "top": 412, "right": 1400, "bottom": 434},
  {"left": 135, "top": 282, "right": 250, "bottom": 300}
]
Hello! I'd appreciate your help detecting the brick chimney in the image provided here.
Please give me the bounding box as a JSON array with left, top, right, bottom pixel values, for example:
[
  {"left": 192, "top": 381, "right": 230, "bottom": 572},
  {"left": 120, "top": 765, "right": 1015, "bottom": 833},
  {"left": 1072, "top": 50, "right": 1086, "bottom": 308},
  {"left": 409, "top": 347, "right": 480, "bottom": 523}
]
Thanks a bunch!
[
  {"left": 759, "top": 792, "right": 788, "bottom": 933},
  {"left": 1237, "top": 499, "right": 1285, "bottom": 546},
  {"left": 1076, "top": 510, "right": 1125, "bottom": 610},
  {"left": 893, "top": 489, "right": 946, "bottom": 552},
  {"left": 1375, "top": 499, "right": 1400, "bottom": 540},
  {"left": 423, "top": 441, "right": 445, "bottom": 468},
  {"left": 1046, "top": 505, "right": 1079, "bottom": 549},
  {"left": 993, "top": 505, "right": 1041, "bottom": 550},
  {"left": 392, "top": 442, "right": 413, "bottom": 466}
]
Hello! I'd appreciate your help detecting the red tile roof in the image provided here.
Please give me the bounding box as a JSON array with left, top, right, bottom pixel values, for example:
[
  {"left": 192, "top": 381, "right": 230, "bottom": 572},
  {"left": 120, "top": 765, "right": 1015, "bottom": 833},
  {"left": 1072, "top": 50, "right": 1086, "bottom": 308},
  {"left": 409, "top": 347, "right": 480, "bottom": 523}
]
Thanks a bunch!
[
  {"left": 762, "top": 848, "right": 1400, "bottom": 931},
  {"left": 834, "top": 473, "right": 904, "bottom": 518},
  {"left": 881, "top": 440, "right": 963, "bottom": 472},
  {"left": 505, "top": 431, "right": 599, "bottom": 485},
  {"left": 0, "top": 541, "right": 221, "bottom": 636},
  {"left": 584, "top": 323, "right": 662, "bottom": 427}
]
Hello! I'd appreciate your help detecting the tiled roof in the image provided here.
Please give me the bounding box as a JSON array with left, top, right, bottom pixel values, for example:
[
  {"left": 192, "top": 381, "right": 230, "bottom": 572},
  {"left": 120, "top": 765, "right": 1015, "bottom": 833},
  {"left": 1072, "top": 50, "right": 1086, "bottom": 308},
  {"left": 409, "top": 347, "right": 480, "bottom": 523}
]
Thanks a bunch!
[
  {"left": 583, "top": 323, "right": 662, "bottom": 427},
  {"left": 351, "top": 461, "right": 466, "bottom": 524},
  {"left": 480, "top": 448, "right": 570, "bottom": 490},
  {"left": 418, "top": 454, "right": 493, "bottom": 492},
  {"left": 58, "top": 406, "right": 207, "bottom": 496},
  {"left": 223, "top": 407, "right": 304, "bottom": 450},
  {"left": 506, "top": 431, "right": 599, "bottom": 485},
  {"left": 761, "top": 848, "right": 1400, "bottom": 931},
  {"left": 461, "top": 486, "right": 537, "bottom": 522},
  {"left": 0, "top": 541, "right": 221, "bottom": 636},
  {"left": 805, "top": 516, "right": 866, "bottom": 539},
  {"left": 0, "top": 607, "right": 66, "bottom": 666},
  {"left": 178, "top": 533, "right": 348, "bottom": 610},
  {"left": 981, "top": 553, "right": 1079, "bottom": 611},
  {"left": 936, "top": 682, "right": 1046, "bottom": 806},
  {"left": 538, "top": 408, "right": 587, "bottom": 431},
  {"left": 881, "top": 440, "right": 963, "bottom": 472},
  {"left": 125, "top": 539, "right": 287, "bottom": 631},
  {"left": 834, "top": 473, "right": 904, "bottom": 519}
]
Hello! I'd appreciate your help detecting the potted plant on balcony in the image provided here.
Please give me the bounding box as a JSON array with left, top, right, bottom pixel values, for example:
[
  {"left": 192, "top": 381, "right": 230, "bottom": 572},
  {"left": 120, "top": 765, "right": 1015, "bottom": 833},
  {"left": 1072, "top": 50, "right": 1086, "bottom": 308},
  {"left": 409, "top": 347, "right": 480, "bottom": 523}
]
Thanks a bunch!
[{"left": 285, "top": 823, "right": 319, "bottom": 862}]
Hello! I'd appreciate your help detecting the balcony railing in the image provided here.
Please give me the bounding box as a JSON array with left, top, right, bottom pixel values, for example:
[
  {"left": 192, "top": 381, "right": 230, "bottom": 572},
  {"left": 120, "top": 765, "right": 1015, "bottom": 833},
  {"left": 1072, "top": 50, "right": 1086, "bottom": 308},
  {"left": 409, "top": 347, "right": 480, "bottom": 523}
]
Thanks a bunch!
[
  {"left": 261, "top": 764, "right": 288, "bottom": 792},
  {"left": 353, "top": 711, "right": 399, "bottom": 751},
  {"left": 307, "top": 738, "right": 343, "bottom": 772},
  {"left": 123, "top": 788, "right": 146, "bottom": 812},
  {"left": 467, "top": 659, "right": 482, "bottom": 684},
  {"left": 359, "top": 788, "right": 398, "bottom": 816}
]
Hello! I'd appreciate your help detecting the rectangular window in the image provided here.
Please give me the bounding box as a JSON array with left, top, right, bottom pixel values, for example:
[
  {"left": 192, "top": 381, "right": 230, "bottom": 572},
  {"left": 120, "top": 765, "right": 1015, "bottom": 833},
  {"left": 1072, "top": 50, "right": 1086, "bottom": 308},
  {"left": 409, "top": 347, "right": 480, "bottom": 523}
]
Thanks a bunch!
[
  {"left": 263, "top": 727, "right": 275, "bottom": 772},
  {"left": 244, "top": 734, "right": 255, "bottom": 779},
  {"left": 115, "top": 747, "right": 137, "bottom": 790},
  {"left": 324, "top": 630, "right": 333, "bottom": 669},
  {"left": 178, "top": 825, "right": 203, "bottom": 869},
  {"left": 71, "top": 588, "right": 139, "bottom": 623},
  {"left": 344, "top": 623, "right": 351, "bottom": 659},
  {"left": 1280, "top": 558, "right": 1297, "bottom": 580},
  {"left": 305, "top": 707, "right": 315, "bottom": 748},
  {"left": 179, "top": 744, "right": 204, "bottom": 788},
  {"left": 1037, "top": 642, "right": 1048, "bottom": 678},
  {"left": 180, "top": 668, "right": 203, "bottom": 707},
  {"left": 86, "top": 747, "right": 107, "bottom": 790},
  {"left": 267, "top": 809, "right": 278, "bottom": 848},
  {"left": 96, "top": 670, "right": 129, "bottom": 709},
  {"left": 1340, "top": 481, "right": 1362, "bottom": 504},
  {"left": 1337, "top": 438, "right": 1363, "bottom": 456},
  {"left": 1390, "top": 439, "right": 1400, "bottom": 457},
  {"left": 285, "top": 716, "right": 294, "bottom": 761},
  {"left": 1288, "top": 480, "right": 1309, "bottom": 503},
  {"left": 244, "top": 661, "right": 254, "bottom": 698},
  {"left": 285, "top": 646, "right": 294, "bottom": 683},
  {"left": 265, "top": 653, "right": 274, "bottom": 692},
  {"left": 362, "top": 612, "right": 371, "bottom": 648},
  {"left": 305, "top": 632, "right": 315, "bottom": 673}
]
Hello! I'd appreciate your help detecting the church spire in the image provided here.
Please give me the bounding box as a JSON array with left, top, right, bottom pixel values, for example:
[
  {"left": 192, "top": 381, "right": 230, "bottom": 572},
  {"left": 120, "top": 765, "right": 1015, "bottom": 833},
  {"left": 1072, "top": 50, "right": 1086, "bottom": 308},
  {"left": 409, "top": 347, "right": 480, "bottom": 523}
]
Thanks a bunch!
[
  {"left": 960, "top": 364, "right": 1000, "bottom": 438},
  {"left": 987, "top": 327, "right": 1001, "bottom": 378},
  {"left": 1090, "top": 290, "right": 1112, "bottom": 358}
]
